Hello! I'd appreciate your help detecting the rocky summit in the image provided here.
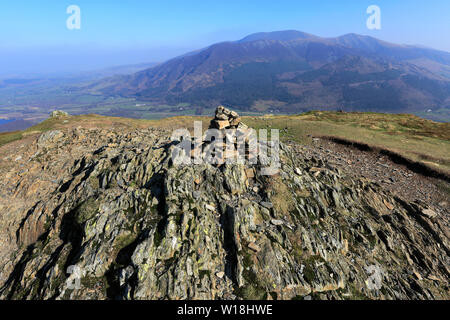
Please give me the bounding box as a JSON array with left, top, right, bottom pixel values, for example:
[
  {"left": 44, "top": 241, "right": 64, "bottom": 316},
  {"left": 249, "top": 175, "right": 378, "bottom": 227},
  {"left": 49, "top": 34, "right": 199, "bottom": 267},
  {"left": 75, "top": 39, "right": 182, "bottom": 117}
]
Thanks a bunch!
[{"left": 0, "top": 109, "right": 448, "bottom": 300}]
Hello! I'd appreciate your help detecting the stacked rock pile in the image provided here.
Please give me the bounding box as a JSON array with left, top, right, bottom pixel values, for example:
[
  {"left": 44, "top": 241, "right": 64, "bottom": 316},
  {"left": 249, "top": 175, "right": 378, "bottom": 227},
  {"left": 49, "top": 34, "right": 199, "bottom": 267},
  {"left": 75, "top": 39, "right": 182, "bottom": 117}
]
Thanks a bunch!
[
  {"left": 209, "top": 105, "right": 248, "bottom": 130},
  {"left": 185, "top": 106, "right": 254, "bottom": 164}
]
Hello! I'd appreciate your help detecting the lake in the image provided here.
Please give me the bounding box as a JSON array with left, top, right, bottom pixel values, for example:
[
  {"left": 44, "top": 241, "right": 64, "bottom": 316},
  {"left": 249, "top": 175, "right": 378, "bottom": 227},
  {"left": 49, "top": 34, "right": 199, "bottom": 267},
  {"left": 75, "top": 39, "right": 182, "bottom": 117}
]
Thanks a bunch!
[{"left": 0, "top": 119, "right": 12, "bottom": 125}]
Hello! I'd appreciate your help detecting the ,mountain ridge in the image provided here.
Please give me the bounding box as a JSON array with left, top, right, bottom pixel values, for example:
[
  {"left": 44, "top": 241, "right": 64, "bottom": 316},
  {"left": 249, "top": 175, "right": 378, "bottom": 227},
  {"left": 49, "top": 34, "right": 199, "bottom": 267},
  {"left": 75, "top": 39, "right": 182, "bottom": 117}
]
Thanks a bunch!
[
  {"left": 86, "top": 30, "right": 450, "bottom": 114},
  {"left": 237, "top": 30, "right": 318, "bottom": 42}
]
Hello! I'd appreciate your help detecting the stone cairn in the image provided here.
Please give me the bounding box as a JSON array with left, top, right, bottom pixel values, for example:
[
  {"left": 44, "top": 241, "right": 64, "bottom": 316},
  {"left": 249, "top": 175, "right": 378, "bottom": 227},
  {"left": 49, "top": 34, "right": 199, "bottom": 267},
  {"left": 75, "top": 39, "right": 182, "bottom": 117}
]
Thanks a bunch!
[
  {"left": 186, "top": 106, "right": 255, "bottom": 165},
  {"left": 209, "top": 105, "right": 247, "bottom": 130},
  {"left": 207, "top": 106, "right": 277, "bottom": 172}
]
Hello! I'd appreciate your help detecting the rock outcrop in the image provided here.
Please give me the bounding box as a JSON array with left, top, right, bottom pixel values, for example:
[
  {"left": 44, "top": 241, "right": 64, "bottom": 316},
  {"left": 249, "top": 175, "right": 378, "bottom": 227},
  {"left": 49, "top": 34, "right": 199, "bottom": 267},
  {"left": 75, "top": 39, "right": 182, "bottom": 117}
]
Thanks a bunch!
[
  {"left": 50, "top": 110, "right": 69, "bottom": 118},
  {"left": 0, "top": 110, "right": 448, "bottom": 300}
]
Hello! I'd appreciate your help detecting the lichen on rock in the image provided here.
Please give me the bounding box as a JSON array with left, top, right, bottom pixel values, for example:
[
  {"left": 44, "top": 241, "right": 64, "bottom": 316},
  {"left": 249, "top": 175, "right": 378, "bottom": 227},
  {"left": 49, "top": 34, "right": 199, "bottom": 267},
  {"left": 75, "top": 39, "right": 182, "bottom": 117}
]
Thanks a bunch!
[{"left": 0, "top": 108, "right": 448, "bottom": 300}]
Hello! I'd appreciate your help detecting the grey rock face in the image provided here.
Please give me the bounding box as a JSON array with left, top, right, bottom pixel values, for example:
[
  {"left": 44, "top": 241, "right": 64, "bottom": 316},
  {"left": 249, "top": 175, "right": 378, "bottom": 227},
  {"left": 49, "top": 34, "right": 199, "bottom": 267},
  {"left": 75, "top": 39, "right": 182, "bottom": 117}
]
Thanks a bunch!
[
  {"left": 37, "top": 130, "right": 65, "bottom": 147},
  {"left": 0, "top": 117, "right": 448, "bottom": 300}
]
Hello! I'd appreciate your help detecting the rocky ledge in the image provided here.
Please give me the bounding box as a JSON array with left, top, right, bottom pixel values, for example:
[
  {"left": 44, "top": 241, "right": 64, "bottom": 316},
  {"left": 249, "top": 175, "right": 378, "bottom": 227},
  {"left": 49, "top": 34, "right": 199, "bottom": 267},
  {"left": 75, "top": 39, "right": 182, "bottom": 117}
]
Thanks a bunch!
[{"left": 0, "top": 108, "right": 448, "bottom": 300}]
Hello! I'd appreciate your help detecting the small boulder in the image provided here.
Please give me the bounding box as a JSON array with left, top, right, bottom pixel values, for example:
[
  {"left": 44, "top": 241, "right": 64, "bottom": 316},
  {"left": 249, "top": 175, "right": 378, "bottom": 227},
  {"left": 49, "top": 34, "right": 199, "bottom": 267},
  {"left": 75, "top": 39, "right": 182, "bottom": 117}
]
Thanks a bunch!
[
  {"left": 260, "top": 201, "right": 273, "bottom": 209},
  {"left": 271, "top": 219, "right": 284, "bottom": 226},
  {"left": 211, "top": 120, "right": 230, "bottom": 130},
  {"left": 230, "top": 117, "right": 241, "bottom": 126},
  {"left": 421, "top": 209, "right": 437, "bottom": 219}
]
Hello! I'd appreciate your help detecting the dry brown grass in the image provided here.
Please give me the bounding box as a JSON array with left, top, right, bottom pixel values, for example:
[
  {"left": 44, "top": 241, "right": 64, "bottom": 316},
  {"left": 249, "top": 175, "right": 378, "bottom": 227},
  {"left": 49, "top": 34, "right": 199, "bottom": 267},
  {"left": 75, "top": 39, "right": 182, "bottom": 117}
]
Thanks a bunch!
[
  {"left": 243, "top": 112, "right": 450, "bottom": 174},
  {"left": 299, "top": 111, "right": 450, "bottom": 140},
  {"left": 263, "top": 174, "right": 295, "bottom": 216},
  {"left": 1, "top": 111, "right": 449, "bottom": 175}
]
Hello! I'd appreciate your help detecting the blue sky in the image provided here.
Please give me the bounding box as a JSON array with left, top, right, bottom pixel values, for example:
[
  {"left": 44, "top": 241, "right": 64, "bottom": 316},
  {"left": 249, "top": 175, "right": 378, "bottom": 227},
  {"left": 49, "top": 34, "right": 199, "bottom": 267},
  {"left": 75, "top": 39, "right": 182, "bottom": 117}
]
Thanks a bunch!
[{"left": 1, "top": 0, "right": 449, "bottom": 75}]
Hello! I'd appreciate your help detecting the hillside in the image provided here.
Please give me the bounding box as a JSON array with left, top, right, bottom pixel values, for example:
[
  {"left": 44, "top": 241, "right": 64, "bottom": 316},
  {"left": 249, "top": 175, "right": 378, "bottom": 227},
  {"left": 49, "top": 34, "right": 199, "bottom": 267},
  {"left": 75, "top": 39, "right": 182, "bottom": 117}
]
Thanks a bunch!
[
  {"left": 0, "top": 110, "right": 448, "bottom": 300},
  {"left": 86, "top": 31, "right": 450, "bottom": 116}
]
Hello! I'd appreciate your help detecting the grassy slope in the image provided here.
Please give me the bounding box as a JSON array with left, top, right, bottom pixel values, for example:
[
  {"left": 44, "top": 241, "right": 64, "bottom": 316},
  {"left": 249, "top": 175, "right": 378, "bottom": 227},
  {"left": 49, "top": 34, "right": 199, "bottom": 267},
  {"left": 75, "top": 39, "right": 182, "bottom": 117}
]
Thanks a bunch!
[
  {"left": 245, "top": 111, "right": 450, "bottom": 172},
  {"left": 1, "top": 111, "right": 449, "bottom": 174}
]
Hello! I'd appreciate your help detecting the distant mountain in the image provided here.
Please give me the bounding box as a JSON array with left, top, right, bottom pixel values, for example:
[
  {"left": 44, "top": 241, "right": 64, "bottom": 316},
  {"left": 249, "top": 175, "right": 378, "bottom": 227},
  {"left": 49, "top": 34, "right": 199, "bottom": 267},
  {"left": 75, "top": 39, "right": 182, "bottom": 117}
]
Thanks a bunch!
[
  {"left": 87, "top": 31, "right": 450, "bottom": 113},
  {"left": 0, "top": 62, "right": 158, "bottom": 89},
  {"left": 237, "top": 30, "right": 317, "bottom": 42}
]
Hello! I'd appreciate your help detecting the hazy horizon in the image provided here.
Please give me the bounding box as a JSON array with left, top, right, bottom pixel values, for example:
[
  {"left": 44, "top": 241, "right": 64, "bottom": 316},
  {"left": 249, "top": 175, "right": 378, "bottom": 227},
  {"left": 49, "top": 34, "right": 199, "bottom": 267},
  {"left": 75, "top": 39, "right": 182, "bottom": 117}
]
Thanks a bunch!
[{"left": 1, "top": 0, "right": 449, "bottom": 76}]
